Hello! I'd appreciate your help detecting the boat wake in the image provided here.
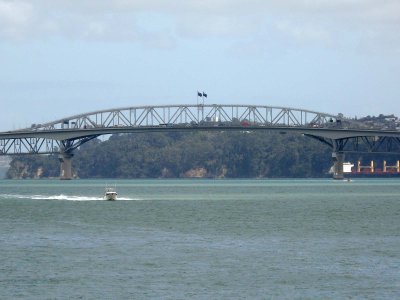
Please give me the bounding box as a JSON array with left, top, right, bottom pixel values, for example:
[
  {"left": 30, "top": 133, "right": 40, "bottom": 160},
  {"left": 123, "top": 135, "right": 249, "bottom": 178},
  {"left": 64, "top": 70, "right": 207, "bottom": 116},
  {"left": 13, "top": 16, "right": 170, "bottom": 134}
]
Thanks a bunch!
[{"left": 0, "top": 194, "right": 140, "bottom": 201}]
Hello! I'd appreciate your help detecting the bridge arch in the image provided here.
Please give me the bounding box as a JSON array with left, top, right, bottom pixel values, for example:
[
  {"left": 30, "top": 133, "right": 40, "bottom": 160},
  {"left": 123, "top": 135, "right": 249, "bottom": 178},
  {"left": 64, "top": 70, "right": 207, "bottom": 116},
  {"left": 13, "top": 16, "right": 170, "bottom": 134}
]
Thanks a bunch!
[{"left": 31, "top": 104, "right": 342, "bottom": 132}]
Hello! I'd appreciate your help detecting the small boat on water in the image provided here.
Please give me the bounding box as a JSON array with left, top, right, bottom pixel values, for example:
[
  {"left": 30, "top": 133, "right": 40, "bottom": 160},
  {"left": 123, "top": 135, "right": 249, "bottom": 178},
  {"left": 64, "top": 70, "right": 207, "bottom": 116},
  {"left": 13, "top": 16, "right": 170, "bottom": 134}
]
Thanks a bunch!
[{"left": 104, "top": 186, "right": 117, "bottom": 201}]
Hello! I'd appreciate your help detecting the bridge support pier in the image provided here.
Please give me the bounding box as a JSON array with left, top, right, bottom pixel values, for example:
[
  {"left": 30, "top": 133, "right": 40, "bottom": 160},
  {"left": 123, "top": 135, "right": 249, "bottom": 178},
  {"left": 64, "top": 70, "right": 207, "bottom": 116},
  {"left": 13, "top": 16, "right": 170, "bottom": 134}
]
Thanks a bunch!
[
  {"left": 332, "top": 152, "right": 345, "bottom": 180},
  {"left": 59, "top": 152, "right": 74, "bottom": 180}
]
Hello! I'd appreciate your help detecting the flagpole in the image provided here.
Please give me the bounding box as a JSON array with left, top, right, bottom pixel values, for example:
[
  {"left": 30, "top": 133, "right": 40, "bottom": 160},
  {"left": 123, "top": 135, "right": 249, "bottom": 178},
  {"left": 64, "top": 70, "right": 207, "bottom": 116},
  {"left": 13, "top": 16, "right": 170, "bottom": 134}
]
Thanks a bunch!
[{"left": 196, "top": 91, "right": 203, "bottom": 121}]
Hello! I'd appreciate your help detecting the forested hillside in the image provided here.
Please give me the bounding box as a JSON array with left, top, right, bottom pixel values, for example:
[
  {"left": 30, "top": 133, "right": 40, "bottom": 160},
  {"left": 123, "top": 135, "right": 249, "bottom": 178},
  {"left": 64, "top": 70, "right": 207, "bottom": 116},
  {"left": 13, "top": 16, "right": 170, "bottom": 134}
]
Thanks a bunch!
[{"left": 6, "top": 131, "right": 367, "bottom": 179}]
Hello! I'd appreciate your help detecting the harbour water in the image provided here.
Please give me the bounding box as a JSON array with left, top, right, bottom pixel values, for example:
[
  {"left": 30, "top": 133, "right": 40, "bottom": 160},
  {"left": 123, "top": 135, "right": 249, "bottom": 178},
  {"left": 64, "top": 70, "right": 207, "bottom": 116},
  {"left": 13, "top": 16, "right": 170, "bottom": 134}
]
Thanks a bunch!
[{"left": 1, "top": 179, "right": 399, "bottom": 299}]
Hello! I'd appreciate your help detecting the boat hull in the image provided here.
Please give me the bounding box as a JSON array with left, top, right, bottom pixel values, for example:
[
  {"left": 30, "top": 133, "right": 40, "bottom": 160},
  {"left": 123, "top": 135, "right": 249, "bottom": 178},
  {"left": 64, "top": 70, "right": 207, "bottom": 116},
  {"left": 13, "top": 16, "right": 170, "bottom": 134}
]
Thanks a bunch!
[{"left": 104, "top": 192, "right": 117, "bottom": 201}]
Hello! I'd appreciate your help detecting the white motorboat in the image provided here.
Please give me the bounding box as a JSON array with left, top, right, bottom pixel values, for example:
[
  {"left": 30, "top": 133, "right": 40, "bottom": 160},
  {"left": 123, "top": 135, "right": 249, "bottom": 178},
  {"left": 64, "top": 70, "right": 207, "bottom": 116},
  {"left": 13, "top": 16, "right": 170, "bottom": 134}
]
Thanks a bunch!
[{"left": 104, "top": 186, "right": 117, "bottom": 201}]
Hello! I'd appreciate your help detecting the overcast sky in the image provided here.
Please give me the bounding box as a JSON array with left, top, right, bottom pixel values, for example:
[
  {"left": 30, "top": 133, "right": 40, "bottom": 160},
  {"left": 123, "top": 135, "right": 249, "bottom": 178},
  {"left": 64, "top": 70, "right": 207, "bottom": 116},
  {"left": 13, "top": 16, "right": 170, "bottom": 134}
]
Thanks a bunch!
[{"left": 0, "top": 0, "right": 399, "bottom": 130}]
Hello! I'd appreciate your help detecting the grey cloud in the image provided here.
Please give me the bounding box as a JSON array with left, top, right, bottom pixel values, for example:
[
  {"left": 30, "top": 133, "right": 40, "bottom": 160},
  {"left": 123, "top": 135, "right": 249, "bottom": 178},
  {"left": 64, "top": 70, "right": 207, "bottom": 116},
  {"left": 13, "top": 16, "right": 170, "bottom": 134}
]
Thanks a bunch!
[
  {"left": 0, "top": 0, "right": 399, "bottom": 51},
  {"left": 0, "top": 1, "right": 34, "bottom": 39}
]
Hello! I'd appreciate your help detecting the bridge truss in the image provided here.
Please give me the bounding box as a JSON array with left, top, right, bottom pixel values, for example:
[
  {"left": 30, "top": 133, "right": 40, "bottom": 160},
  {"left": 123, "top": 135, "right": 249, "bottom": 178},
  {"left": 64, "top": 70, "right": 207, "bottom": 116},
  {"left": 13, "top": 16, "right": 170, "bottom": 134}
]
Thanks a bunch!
[
  {"left": 32, "top": 104, "right": 342, "bottom": 131},
  {"left": 0, "top": 136, "right": 99, "bottom": 155},
  {"left": 309, "top": 135, "right": 400, "bottom": 154}
]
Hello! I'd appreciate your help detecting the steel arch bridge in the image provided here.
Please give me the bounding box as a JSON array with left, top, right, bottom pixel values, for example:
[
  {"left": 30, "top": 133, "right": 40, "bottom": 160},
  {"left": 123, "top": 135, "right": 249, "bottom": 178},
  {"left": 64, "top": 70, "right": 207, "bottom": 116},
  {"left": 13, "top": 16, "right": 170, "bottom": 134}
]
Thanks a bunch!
[{"left": 1, "top": 104, "right": 400, "bottom": 179}]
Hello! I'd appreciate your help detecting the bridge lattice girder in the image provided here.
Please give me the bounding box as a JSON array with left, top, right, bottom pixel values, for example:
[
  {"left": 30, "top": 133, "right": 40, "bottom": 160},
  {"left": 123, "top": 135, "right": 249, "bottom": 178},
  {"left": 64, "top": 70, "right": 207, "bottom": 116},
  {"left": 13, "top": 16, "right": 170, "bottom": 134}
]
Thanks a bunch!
[
  {"left": 306, "top": 135, "right": 400, "bottom": 154},
  {"left": 27, "top": 104, "right": 341, "bottom": 130},
  {"left": 0, "top": 136, "right": 100, "bottom": 155}
]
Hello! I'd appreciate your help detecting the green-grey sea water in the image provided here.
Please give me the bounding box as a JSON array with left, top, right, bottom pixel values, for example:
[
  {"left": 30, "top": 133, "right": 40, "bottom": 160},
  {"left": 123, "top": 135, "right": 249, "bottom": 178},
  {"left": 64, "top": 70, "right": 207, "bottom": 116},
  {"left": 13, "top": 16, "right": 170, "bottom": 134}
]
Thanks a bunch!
[{"left": 1, "top": 179, "right": 399, "bottom": 299}]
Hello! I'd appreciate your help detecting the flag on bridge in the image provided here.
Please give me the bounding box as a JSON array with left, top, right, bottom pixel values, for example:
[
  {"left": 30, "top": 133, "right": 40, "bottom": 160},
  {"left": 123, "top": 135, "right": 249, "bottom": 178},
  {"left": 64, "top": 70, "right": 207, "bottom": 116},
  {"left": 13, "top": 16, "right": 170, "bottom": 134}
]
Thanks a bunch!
[
  {"left": 197, "top": 91, "right": 202, "bottom": 97},
  {"left": 202, "top": 92, "right": 207, "bottom": 98}
]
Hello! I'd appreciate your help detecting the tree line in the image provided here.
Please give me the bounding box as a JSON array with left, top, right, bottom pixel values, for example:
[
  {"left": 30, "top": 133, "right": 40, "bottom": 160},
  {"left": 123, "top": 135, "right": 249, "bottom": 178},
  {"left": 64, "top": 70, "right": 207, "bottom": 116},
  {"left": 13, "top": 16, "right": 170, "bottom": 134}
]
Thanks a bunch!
[{"left": 6, "top": 131, "right": 390, "bottom": 179}]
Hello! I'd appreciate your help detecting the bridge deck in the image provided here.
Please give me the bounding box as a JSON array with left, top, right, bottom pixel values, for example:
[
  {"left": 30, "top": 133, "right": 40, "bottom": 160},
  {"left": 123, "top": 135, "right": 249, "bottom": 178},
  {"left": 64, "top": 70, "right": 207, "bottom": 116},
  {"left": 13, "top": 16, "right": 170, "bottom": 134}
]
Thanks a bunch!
[{"left": 1, "top": 104, "right": 400, "bottom": 155}]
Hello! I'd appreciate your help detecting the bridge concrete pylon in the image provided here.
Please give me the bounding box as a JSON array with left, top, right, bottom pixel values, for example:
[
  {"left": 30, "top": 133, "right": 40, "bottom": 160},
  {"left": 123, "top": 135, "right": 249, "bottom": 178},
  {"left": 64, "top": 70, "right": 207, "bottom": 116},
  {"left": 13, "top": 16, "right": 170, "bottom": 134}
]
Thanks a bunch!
[
  {"left": 332, "top": 152, "right": 345, "bottom": 180},
  {"left": 59, "top": 152, "right": 74, "bottom": 180}
]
